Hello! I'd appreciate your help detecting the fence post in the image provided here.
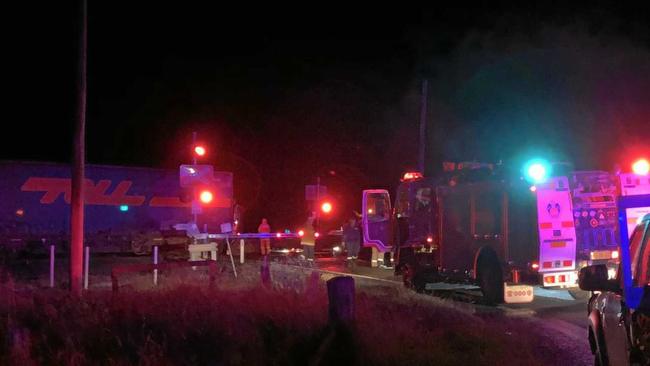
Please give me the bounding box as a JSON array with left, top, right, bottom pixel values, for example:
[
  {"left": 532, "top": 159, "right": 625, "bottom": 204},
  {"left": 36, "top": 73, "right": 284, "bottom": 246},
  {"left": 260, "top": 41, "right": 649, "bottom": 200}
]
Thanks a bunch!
[
  {"left": 209, "top": 261, "right": 217, "bottom": 287},
  {"left": 49, "top": 244, "right": 55, "bottom": 288},
  {"left": 327, "top": 276, "right": 355, "bottom": 324},
  {"left": 111, "top": 270, "right": 119, "bottom": 293},
  {"left": 83, "top": 246, "right": 90, "bottom": 290},
  {"left": 260, "top": 255, "right": 271, "bottom": 287},
  {"left": 153, "top": 246, "right": 159, "bottom": 286},
  {"left": 240, "top": 239, "right": 245, "bottom": 264}
]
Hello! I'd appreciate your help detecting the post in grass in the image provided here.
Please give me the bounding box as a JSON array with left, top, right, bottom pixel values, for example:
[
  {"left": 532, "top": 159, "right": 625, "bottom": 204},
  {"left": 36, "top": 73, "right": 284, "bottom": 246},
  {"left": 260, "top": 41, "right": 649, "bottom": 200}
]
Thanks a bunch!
[{"left": 327, "top": 276, "right": 355, "bottom": 325}]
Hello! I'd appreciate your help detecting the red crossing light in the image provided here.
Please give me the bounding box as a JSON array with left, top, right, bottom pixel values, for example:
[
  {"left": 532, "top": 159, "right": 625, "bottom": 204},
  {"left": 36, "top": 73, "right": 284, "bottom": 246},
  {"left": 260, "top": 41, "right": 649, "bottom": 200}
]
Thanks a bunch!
[
  {"left": 321, "top": 201, "right": 332, "bottom": 214},
  {"left": 194, "top": 146, "right": 206, "bottom": 157},
  {"left": 199, "top": 190, "right": 214, "bottom": 204}
]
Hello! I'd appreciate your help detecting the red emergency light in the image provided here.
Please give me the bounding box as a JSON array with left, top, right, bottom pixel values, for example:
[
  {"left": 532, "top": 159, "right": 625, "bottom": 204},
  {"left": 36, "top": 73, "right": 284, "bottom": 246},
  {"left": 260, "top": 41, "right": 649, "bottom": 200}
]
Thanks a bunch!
[
  {"left": 632, "top": 158, "right": 649, "bottom": 176},
  {"left": 401, "top": 172, "right": 423, "bottom": 181}
]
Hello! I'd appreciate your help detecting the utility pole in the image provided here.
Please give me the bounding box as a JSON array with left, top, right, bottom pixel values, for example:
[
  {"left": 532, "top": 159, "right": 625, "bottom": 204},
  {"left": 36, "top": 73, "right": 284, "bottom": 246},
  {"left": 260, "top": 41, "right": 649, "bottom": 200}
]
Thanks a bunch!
[
  {"left": 418, "top": 79, "right": 428, "bottom": 174},
  {"left": 70, "top": 0, "right": 87, "bottom": 296},
  {"left": 192, "top": 131, "right": 198, "bottom": 225},
  {"left": 316, "top": 176, "right": 321, "bottom": 229}
]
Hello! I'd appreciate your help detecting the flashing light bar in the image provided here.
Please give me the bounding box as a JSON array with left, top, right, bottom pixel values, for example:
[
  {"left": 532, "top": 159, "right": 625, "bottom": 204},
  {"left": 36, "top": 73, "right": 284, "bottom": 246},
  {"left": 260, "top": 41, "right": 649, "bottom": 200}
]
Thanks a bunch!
[{"left": 401, "top": 172, "right": 424, "bottom": 181}]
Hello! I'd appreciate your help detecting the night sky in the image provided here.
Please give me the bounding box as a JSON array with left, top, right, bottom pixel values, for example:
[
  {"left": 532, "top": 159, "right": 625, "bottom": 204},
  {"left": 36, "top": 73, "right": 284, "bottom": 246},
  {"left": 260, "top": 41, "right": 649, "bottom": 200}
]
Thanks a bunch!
[{"left": 3, "top": 3, "right": 649, "bottom": 230}]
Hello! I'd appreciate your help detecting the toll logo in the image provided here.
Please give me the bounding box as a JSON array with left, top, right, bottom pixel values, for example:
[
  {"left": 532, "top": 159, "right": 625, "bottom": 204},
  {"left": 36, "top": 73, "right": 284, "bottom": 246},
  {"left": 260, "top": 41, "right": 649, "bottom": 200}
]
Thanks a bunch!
[{"left": 546, "top": 201, "right": 561, "bottom": 218}]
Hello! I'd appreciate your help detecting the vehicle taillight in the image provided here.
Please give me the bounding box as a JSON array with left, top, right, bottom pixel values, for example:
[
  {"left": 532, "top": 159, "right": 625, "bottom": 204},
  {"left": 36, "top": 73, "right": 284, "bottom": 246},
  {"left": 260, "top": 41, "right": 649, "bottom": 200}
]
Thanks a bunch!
[{"left": 544, "top": 276, "right": 556, "bottom": 284}]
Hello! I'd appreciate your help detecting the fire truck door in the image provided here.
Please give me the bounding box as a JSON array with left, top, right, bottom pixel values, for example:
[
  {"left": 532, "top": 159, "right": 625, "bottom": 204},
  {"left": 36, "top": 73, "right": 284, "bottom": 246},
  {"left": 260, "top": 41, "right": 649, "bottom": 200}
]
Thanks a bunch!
[{"left": 362, "top": 190, "right": 392, "bottom": 252}]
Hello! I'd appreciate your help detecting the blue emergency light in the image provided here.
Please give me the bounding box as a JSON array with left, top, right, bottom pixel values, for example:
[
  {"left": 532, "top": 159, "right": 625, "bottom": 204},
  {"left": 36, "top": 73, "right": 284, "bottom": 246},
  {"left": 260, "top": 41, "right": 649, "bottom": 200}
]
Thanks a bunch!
[{"left": 523, "top": 158, "right": 551, "bottom": 184}]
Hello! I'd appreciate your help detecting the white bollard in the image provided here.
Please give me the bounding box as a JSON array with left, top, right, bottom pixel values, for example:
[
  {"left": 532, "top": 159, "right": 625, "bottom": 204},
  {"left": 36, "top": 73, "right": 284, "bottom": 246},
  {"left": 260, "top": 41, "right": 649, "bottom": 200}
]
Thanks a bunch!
[
  {"left": 240, "top": 239, "right": 245, "bottom": 264},
  {"left": 153, "top": 246, "right": 159, "bottom": 286},
  {"left": 49, "top": 244, "right": 55, "bottom": 288},
  {"left": 84, "top": 246, "right": 89, "bottom": 290}
]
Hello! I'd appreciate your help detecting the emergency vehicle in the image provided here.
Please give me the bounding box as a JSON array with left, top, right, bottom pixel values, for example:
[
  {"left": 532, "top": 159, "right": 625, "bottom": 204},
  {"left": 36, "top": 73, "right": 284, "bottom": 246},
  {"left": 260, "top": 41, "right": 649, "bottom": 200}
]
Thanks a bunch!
[
  {"left": 579, "top": 196, "right": 650, "bottom": 366},
  {"left": 362, "top": 162, "right": 538, "bottom": 304},
  {"left": 361, "top": 159, "right": 650, "bottom": 303}
]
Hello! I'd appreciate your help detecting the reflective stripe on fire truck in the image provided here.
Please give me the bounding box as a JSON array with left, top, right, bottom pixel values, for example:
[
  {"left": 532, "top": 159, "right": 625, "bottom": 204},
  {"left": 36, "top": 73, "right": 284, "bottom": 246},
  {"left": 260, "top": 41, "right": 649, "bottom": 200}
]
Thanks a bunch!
[{"left": 542, "top": 271, "right": 577, "bottom": 287}]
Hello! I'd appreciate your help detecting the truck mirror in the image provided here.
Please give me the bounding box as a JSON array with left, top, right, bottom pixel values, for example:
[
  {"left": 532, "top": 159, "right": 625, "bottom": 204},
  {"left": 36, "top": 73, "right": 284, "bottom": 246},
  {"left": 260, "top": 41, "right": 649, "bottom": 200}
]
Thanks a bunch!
[{"left": 579, "top": 265, "right": 619, "bottom": 292}]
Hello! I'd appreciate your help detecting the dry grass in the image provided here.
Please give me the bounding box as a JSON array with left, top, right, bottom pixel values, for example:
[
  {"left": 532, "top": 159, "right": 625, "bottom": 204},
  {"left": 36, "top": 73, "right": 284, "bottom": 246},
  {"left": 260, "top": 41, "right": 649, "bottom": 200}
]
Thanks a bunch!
[{"left": 0, "top": 265, "right": 584, "bottom": 366}]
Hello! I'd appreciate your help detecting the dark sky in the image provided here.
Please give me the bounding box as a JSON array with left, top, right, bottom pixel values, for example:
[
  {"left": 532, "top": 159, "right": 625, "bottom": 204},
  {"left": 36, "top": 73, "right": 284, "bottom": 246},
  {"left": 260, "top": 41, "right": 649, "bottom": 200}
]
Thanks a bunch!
[{"left": 3, "top": 2, "right": 649, "bottom": 229}]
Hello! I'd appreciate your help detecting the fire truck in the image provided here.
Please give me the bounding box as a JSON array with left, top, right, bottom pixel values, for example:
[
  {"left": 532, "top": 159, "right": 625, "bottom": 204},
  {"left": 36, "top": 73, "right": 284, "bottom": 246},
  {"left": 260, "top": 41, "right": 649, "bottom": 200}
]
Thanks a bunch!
[
  {"left": 362, "top": 162, "right": 538, "bottom": 304},
  {"left": 361, "top": 159, "right": 650, "bottom": 304}
]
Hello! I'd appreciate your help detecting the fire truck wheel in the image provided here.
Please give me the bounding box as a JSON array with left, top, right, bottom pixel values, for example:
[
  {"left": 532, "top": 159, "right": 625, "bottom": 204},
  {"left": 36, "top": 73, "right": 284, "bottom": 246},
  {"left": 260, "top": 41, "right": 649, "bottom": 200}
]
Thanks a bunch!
[
  {"left": 402, "top": 265, "right": 425, "bottom": 292},
  {"left": 478, "top": 259, "right": 503, "bottom": 305}
]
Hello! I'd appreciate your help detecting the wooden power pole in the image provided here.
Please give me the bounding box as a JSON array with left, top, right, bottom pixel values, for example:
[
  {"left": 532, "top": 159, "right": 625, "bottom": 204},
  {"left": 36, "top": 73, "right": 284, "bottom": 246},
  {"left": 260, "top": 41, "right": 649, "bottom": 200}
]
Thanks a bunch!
[
  {"left": 417, "top": 79, "right": 428, "bottom": 174},
  {"left": 70, "top": 0, "right": 87, "bottom": 295}
]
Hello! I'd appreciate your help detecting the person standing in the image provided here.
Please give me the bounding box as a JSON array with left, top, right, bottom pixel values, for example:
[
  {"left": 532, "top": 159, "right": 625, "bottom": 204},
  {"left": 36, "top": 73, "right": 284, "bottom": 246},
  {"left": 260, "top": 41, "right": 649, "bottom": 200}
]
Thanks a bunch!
[
  {"left": 301, "top": 212, "right": 316, "bottom": 266},
  {"left": 343, "top": 217, "right": 361, "bottom": 266},
  {"left": 258, "top": 218, "right": 271, "bottom": 257}
]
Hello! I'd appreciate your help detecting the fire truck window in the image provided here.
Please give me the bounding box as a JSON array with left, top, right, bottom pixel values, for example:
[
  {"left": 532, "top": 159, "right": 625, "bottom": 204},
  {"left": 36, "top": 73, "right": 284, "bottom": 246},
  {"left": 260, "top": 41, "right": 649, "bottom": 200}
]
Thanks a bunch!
[
  {"left": 630, "top": 223, "right": 645, "bottom": 282},
  {"left": 396, "top": 186, "right": 410, "bottom": 218},
  {"left": 414, "top": 187, "right": 432, "bottom": 213},
  {"left": 368, "top": 193, "right": 390, "bottom": 223}
]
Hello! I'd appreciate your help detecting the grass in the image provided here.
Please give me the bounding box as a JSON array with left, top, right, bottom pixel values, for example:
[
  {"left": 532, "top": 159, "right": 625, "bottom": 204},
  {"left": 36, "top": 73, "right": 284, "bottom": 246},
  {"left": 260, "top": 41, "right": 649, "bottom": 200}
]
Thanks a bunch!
[{"left": 0, "top": 264, "right": 586, "bottom": 366}]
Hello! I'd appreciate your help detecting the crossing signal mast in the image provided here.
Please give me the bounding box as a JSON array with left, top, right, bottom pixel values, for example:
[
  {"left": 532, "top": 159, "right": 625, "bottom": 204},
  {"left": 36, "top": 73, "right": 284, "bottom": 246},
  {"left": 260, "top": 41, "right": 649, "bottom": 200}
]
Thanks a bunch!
[{"left": 183, "top": 132, "right": 217, "bottom": 225}]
